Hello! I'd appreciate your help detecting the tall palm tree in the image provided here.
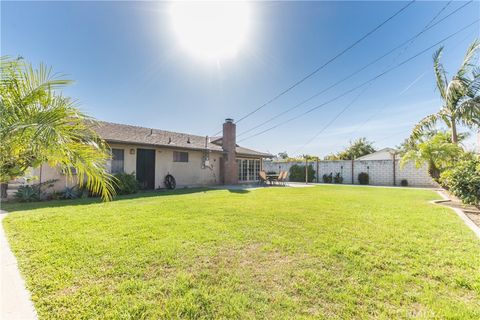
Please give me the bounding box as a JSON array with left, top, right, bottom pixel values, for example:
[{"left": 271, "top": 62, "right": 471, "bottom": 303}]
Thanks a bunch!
[
  {"left": 0, "top": 57, "right": 115, "bottom": 200},
  {"left": 411, "top": 40, "right": 480, "bottom": 144}
]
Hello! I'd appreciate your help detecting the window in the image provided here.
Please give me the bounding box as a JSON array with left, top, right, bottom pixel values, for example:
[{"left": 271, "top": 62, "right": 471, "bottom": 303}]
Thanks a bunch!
[
  {"left": 173, "top": 151, "right": 189, "bottom": 162},
  {"left": 111, "top": 149, "right": 124, "bottom": 174}
]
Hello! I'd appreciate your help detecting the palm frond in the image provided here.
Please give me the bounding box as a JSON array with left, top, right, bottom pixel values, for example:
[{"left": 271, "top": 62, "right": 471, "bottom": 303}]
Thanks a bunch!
[
  {"left": 457, "top": 39, "right": 480, "bottom": 78},
  {"left": 433, "top": 47, "right": 448, "bottom": 101},
  {"left": 410, "top": 113, "right": 440, "bottom": 140}
]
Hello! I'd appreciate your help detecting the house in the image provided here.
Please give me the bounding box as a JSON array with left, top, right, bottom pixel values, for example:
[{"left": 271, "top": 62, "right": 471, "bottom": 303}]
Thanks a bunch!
[
  {"left": 26, "top": 119, "right": 272, "bottom": 193},
  {"left": 355, "top": 147, "right": 397, "bottom": 161}
]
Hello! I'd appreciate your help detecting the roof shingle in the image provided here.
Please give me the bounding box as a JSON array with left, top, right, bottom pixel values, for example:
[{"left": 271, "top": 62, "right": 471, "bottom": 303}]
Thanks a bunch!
[{"left": 92, "top": 121, "right": 272, "bottom": 158}]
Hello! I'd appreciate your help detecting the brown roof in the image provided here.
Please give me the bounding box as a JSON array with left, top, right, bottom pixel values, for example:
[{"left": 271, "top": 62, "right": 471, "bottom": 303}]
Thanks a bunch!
[{"left": 92, "top": 121, "right": 272, "bottom": 158}]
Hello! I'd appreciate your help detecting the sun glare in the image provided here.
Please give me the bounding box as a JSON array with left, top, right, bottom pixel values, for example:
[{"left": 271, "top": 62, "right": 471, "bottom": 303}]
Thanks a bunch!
[{"left": 170, "top": 1, "right": 251, "bottom": 61}]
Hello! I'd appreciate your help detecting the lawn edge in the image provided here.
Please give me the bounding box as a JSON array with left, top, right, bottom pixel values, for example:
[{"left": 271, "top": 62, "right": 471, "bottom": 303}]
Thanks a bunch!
[
  {"left": 432, "top": 190, "right": 480, "bottom": 239},
  {"left": 0, "top": 210, "right": 38, "bottom": 320}
]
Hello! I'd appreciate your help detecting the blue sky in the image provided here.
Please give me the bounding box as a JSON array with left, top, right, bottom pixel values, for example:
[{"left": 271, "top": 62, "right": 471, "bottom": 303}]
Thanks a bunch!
[{"left": 2, "top": 1, "right": 479, "bottom": 156}]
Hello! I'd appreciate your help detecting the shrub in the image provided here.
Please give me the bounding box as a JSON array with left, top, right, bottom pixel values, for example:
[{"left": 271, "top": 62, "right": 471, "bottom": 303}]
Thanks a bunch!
[
  {"left": 62, "top": 186, "right": 80, "bottom": 199},
  {"left": 14, "top": 179, "right": 57, "bottom": 202},
  {"left": 439, "top": 155, "right": 480, "bottom": 206},
  {"left": 322, "top": 173, "right": 333, "bottom": 183},
  {"left": 114, "top": 172, "right": 139, "bottom": 195},
  {"left": 333, "top": 173, "right": 344, "bottom": 184},
  {"left": 289, "top": 164, "right": 315, "bottom": 182},
  {"left": 14, "top": 185, "right": 40, "bottom": 202},
  {"left": 400, "top": 179, "right": 408, "bottom": 187},
  {"left": 358, "top": 172, "right": 369, "bottom": 185}
]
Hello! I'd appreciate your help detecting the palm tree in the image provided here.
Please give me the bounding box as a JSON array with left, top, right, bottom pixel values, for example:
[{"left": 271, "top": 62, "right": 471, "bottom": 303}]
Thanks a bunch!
[
  {"left": 0, "top": 57, "right": 115, "bottom": 200},
  {"left": 411, "top": 40, "right": 480, "bottom": 144}
]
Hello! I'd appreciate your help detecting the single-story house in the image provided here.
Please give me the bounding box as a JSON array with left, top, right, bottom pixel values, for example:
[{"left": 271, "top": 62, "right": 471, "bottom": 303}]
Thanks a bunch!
[{"left": 25, "top": 119, "right": 272, "bottom": 193}]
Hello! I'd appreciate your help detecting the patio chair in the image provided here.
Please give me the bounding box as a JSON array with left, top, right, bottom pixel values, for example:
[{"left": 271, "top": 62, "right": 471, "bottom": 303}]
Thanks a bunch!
[
  {"left": 258, "top": 171, "right": 268, "bottom": 185},
  {"left": 278, "top": 171, "right": 288, "bottom": 186}
]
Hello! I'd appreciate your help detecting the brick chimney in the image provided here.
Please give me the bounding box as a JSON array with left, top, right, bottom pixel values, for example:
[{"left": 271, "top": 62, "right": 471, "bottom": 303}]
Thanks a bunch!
[{"left": 222, "top": 118, "right": 238, "bottom": 184}]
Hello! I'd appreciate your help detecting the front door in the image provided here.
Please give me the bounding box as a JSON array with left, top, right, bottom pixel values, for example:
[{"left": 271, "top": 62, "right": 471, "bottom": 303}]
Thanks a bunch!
[{"left": 136, "top": 149, "right": 155, "bottom": 189}]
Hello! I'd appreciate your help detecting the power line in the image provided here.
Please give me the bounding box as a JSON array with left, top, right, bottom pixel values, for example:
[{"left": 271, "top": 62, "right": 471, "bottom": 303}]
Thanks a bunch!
[
  {"left": 212, "top": 0, "right": 416, "bottom": 136},
  {"left": 237, "top": 0, "right": 471, "bottom": 138},
  {"left": 237, "top": 19, "right": 479, "bottom": 143}
]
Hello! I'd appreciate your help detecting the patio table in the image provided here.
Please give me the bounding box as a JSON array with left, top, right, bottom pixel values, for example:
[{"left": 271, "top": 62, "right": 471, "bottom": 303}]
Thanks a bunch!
[{"left": 266, "top": 173, "right": 279, "bottom": 185}]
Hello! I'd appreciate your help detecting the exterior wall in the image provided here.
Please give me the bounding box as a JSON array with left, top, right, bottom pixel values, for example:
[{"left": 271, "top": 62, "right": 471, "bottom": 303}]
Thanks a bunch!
[
  {"left": 29, "top": 165, "right": 79, "bottom": 193},
  {"left": 109, "top": 143, "right": 221, "bottom": 188},
  {"left": 263, "top": 159, "right": 436, "bottom": 187}
]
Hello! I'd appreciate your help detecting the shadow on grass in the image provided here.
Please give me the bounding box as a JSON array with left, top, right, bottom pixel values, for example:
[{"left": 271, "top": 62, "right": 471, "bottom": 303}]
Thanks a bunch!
[{"left": 1, "top": 187, "right": 214, "bottom": 213}]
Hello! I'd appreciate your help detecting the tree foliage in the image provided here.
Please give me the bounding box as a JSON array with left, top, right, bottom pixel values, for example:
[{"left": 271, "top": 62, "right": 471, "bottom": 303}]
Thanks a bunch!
[
  {"left": 411, "top": 40, "right": 480, "bottom": 144},
  {"left": 0, "top": 57, "right": 116, "bottom": 200},
  {"left": 400, "top": 131, "right": 463, "bottom": 180},
  {"left": 440, "top": 153, "right": 480, "bottom": 206},
  {"left": 324, "top": 137, "right": 375, "bottom": 160}
]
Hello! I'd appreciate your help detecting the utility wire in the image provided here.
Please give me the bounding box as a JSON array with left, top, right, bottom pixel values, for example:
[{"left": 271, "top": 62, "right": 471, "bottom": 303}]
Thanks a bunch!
[
  {"left": 237, "top": 0, "right": 471, "bottom": 138},
  {"left": 237, "top": 19, "right": 479, "bottom": 143},
  {"left": 212, "top": 0, "right": 416, "bottom": 136}
]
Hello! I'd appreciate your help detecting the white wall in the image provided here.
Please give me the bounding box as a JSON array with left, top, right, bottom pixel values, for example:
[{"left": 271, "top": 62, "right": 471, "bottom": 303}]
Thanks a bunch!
[{"left": 263, "top": 159, "right": 436, "bottom": 187}]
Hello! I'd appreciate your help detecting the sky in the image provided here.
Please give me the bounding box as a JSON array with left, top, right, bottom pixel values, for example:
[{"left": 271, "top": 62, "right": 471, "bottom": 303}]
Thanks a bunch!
[{"left": 2, "top": 0, "right": 480, "bottom": 157}]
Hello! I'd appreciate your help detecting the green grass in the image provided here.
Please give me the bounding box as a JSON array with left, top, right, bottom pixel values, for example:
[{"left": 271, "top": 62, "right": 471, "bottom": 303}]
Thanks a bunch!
[{"left": 3, "top": 186, "right": 480, "bottom": 319}]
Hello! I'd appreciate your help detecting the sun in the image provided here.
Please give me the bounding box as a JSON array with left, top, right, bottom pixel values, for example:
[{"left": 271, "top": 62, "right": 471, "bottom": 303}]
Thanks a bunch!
[{"left": 170, "top": 1, "right": 251, "bottom": 61}]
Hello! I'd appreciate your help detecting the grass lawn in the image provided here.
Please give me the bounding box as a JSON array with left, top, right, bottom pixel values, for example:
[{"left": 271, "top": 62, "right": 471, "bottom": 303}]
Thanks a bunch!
[{"left": 3, "top": 185, "right": 480, "bottom": 319}]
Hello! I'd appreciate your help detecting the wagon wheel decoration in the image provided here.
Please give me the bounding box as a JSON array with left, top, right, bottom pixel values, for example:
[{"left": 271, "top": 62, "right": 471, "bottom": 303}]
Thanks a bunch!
[{"left": 164, "top": 174, "right": 176, "bottom": 190}]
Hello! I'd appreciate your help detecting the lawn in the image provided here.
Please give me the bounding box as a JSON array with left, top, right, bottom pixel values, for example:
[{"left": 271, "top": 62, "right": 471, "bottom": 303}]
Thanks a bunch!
[{"left": 3, "top": 186, "right": 480, "bottom": 319}]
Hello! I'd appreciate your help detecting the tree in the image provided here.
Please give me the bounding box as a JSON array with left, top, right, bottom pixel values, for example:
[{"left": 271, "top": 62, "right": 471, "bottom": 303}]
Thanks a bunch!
[
  {"left": 277, "top": 151, "right": 289, "bottom": 160},
  {"left": 411, "top": 40, "right": 480, "bottom": 144},
  {"left": 400, "top": 131, "right": 463, "bottom": 180},
  {"left": 326, "top": 137, "right": 376, "bottom": 160},
  {"left": 0, "top": 57, "right": 116, "bottom": 200}
]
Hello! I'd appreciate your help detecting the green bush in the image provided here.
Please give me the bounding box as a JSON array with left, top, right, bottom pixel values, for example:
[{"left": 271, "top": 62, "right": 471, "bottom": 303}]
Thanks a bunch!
[
  {"left": 14, "top": 185, "right": 40, "bottom": 202},
  {"left": 62, "top": 186, "right": 80, "bottom": 199},
  {"left": 358, "top": 172, "right": 369, "bottom": 185},
  {"left": 289, "top": 164, "right": 315, "bottom": 182},
  {"left": 333, "top": 173, "right": 344, "bottom": 184},
  {"left": 114, "top": 172, "right": 139, "bottom": 195},
  {"left": 440, "top": 155, "right": 480, "bottom": 206},
  {"left": 14, "top": 179, "right": 57, "bottom": 202},
  {"left": 322, "top": 173, "right": 332, "bottom": 183}
]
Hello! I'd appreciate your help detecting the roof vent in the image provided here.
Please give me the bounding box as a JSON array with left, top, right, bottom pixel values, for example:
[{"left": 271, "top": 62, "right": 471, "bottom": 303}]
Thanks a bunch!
[
  {"left": 168, "top": 137, "right": 172, "bottom": 144},
  {"left": 187, "top": 137, "right": 191, "bottom": 143}
]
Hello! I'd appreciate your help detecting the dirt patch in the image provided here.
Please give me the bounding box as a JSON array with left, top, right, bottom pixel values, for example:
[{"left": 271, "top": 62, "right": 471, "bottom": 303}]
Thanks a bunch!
[{"left": 435, "top": 190, "right": 480, "bottom": 229}]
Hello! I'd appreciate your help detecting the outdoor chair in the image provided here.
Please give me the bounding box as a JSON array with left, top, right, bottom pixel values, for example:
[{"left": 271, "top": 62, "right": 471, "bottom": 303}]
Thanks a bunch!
[
  {"left": 278, "top": 171, "right": 288, "bottom": 186},
  {"left": 258, "top": 171, "right": 268, "bottom": 185}
]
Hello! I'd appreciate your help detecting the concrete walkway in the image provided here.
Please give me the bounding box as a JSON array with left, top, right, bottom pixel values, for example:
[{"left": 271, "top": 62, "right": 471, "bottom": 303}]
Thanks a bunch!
[{"left": 0, "top": 210, "right": 38, "bottom": 320}]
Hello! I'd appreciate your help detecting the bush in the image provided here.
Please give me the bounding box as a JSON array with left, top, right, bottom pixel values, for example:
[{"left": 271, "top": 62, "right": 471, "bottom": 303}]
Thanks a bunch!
[
  {"left": 14, "top": 185, "right": 40, "bottom": 202},
  {"left": 440, "top": 155, "right": 480, "bottom": 206},
  {"left": 114, "top": 172, "right": 139, "bottom": 195},
  {"left": 400, "top": 179, "right": 408, "bottom": 187},
  {"left": 14, "top": 179, "right": 57, "bottom": 202},
  {"left": 289, "top": 164, "right": 315, "bottom": 182},
  {"left": 322, "top": 173, "right": 332, "bottom": 183},
  {"left": 62, "top": 186, "right": 80, "bottom": 199},
  {"left": 333, "top": 173, "right": 344, "bottom": 184},
  {"left": 358, "top": 172, "right": 369, "bottom": 185}
]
